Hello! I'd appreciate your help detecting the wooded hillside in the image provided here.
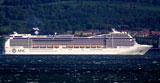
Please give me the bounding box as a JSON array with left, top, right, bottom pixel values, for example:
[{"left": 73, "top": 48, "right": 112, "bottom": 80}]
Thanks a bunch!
[{"left": 0, "top": 0, "right": 160, "bottom": 35}]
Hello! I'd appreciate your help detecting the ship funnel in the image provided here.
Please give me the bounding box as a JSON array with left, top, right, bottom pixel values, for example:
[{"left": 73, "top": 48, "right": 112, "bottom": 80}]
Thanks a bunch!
[{"left": 33, "top": 27, "right": 40, "bottom": 35}]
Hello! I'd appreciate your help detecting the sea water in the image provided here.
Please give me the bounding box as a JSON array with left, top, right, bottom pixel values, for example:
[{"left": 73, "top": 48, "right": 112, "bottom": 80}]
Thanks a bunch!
[{"left": 0, "top": 51, "right": 160, "bottom": 83}]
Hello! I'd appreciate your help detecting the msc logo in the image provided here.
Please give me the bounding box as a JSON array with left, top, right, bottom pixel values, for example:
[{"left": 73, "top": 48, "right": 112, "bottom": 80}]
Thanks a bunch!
[
  {"left": 12, "top": 49, "right": 25, "bottom": 53},
  {"left": 18, "top": 49, "right": 25, "bottom": 52},
  {"left": 12, "top": 48, "right": 16, "bottom": 53}
]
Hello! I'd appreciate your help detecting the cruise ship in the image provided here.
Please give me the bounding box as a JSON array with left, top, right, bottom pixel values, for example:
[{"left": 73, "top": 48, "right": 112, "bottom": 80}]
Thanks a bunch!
[{"left": 2, "top": 29, "right": 152, "bottom": 55}]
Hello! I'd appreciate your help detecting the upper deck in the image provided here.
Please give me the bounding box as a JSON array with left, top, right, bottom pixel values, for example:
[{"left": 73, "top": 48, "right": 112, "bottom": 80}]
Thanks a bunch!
[
  {"left": 6, "top": 29, "right": 135, "bottom": 48},
  {"left": 8, "top": 29, "right": 132, "bottom": 39}
]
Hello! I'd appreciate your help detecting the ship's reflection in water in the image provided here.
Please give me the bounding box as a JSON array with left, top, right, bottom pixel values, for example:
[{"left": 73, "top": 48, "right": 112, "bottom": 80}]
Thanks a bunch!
[{"left": 0, "top": 51, "right": 160, "bottom": 83}]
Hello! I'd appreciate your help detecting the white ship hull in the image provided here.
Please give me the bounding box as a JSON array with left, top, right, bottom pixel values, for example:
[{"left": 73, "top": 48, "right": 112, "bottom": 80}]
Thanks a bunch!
[
  {"left": 2, "top": 29, "right": 152, "bottom": 55},
  {"left": 3, "top": 44, "right": 152, "bottom": 55}
]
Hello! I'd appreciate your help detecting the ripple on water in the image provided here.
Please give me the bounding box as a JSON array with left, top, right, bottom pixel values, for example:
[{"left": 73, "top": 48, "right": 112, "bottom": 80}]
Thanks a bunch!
[{"left": 0, "top": 51, "right": 160, "bottom": 82}]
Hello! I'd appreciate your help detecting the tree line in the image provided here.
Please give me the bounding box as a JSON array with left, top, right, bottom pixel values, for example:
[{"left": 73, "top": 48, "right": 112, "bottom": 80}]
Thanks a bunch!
[
  {"left": 2, "top": 0, "right": 160, "bottom": 5},
  {"left": 0, "top": 0, "right": 160, "bottom": 35}
]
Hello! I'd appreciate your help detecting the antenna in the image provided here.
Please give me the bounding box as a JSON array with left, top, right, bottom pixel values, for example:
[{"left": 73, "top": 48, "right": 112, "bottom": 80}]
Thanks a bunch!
[
  {"left": 55, "top": 32, "right": 57, "bottom": 35},
  {"left": 111, "top": 28, "right": 120, "bottom": 33},
  {"left": 112, "top": 28, "right": 116, "bottom": 32}
]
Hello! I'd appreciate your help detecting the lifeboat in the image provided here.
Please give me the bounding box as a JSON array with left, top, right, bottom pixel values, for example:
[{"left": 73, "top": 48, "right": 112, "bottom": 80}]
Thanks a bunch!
[
  {"left": 67, "top": 45, "right": 73, "bottom": 48},
  {"left": 47, "top": 45, "right": 53, "bottom": 48},
  {"left": 97, "top": 45, "right": 102, "bottom": 48},
  {"left": 40, "top": 45, "right": 46, "bottom": 48},
  {"left": 74, "top": 45, "right": 79, "bottom": 48},
  {"left": 80, "top": 45, "right": 85, "bottom": 48},
  {"left": 33, "top": 45, "right": 39, "bottom": 48},
  {"left": 91, "top": 45, "right": 96, "bottom": 48},
  {"left": 54, "top": 45, "right": 59, "bottom": 48},
  {"left": 86, "top": 45, "right": 90, "bottom": 48}
]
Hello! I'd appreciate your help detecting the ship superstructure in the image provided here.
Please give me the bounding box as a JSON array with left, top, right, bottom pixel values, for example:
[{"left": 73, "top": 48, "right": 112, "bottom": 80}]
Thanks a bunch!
[{"left": 3, "top": 29, "right": 152, "bottom": 55}]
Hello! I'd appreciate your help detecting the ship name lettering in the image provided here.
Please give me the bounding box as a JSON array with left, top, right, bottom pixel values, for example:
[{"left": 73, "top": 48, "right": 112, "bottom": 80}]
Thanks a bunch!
[{"left": 18, "top": 49, "right": 24, "bottom": 52}]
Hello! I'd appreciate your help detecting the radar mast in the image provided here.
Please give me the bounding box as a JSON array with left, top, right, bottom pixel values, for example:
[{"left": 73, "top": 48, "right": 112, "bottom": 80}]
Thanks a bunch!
[{"left": 33, "top": 27, "right": 40, "bottom": 35}]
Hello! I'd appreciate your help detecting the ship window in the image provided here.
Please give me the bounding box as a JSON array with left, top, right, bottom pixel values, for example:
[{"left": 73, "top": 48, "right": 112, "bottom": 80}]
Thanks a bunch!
[
  {"left": 14, "top": 36, "right": 22, "bottom": 37},
  {"left": 10, "top": 39, "right": 28, "bottom": 47}
]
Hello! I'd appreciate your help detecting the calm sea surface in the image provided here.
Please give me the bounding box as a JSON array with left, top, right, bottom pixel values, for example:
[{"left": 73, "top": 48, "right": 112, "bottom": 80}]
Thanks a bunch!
[{"left": 0, "top": 51, "right": 160, "bottom": 83}]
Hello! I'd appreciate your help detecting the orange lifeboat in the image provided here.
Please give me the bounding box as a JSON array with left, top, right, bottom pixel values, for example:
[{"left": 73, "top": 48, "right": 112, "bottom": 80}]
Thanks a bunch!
[
  {"left": 67, "top": 45, "right": 73, "bottom": 48},
  {"left": 54, "top": 45, "right": 59, "bottom": 48},
  {"left": 91, "top": 45, "right": 96, "bottom": 48},
  {"left": 97, "top": 45, "right": 102, "bottom": 48},
  {"left": 74, "top": 45, "right": 79, "bottom": 48},
  {"left": 80, "top": 45, "right": 85, "bottom": 48},
  {"left": 86, "top": 45, "right": 90, "bottom": 48}
]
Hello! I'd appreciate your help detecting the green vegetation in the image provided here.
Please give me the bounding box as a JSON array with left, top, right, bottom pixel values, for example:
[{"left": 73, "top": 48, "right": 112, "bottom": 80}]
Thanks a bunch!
[
  {"left": 0, "top": 0, "right": 160, "bottom": 35},
  {"left": 0, "top": 0, "right": 160, "bottom": 50},
  {"left": 136, "top": 37, "right": 159, "bottom": 48},
  {"left": 0, "top": 36, "right": 3, "bottom": 53}
]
